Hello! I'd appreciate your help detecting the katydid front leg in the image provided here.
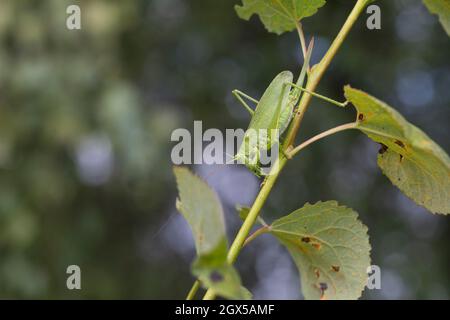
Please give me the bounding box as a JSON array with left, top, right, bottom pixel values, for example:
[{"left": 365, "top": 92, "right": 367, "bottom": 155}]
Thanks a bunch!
[{"left": 232, "top": 89, "right": 259, "bottom": 116}]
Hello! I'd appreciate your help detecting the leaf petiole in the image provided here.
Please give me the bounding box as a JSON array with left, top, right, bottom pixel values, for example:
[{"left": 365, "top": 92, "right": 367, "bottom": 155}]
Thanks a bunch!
[
  {"left": 286, "top": 122, "right": 358, "bottom": 159},
  {"left": 296, "top": 21, "right": 308, "bottom": 61},
  {"left": 243, "top": 225, "right": 271, "bottom": 247}
]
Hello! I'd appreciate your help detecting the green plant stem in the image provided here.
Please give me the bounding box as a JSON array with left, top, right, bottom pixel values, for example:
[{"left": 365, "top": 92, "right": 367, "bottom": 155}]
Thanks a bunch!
[
  {"left": 286, "top": 122, "right": 358, "bottom": 159},
  {"left": 203, "top": 157, "right": 287, "bottom": 300},
  {"left": 186, "top": 280, "right": 201, "bottom": 300},
  {"left": 194, "top": 0, "right": 370, "bottom": 301},
  {"left": 284, "top": 0, "right": 370, "bottom": 149}
]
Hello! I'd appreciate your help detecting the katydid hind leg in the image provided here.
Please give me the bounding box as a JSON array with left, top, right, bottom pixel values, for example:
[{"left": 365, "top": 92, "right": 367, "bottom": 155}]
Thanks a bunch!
[{"left": 287, "top": 82, "right": 348, "bottom": 108}]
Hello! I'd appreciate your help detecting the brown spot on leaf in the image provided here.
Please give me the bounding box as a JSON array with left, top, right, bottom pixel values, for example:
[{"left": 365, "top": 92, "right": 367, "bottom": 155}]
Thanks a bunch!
[
  {"left": 312, "top": 242, "right": 322, "bottom": 250},
  {"left": 378, "top": 144, "right": 388, "bottom": 155},
  {"left": 318, "top": 282, "right": 328, "bottom": 300},
  {"left": 301, "top": 237, "right": 311, "bottom": 243},
  {"left": 394, "top": 140, "right": 405, "bottom": 148},
  {"left": 399, "top": 154, "right": 404, "bottom": 162},
  {"left": 331, "top": 265, "right": 340, "bottom": 272},
  {"left": 210, "top": 271, "right": 223, "bottom": 283},
  {"left": 358, "top": 113, "right": 364, "bottom": 121},
  {"left": 314, "top": 268, "right": 320, "bottom": 278}
]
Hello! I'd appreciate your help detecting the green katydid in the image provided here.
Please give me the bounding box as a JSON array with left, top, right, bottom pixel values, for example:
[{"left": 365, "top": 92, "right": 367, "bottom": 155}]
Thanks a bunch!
[
  {"left": 230, "top": 40, "right": 314, "bottom": 176},
  {"left": 231, "top": 39, "right": 348, "bottom": 176},
  {"left": 233, "top": 70, "right": 293, "bottom": 176}
]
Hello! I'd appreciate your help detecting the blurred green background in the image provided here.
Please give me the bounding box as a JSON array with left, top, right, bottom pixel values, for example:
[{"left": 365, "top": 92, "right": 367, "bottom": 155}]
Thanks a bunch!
[{"left": 0, "top": 0, "right": 448, "bottom": 299}]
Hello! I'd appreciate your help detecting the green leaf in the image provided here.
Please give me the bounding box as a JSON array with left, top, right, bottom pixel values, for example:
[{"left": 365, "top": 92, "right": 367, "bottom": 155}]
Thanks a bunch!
[
  {"left": 240, "top": 286, "right": 253, "bottom": 299},
  {"left": 236, "top": 205, "right": 251, "bottom": 221},
  {"left": 192, "top": 259, "right": 251, "bottom": 300},
  {"left": 270, "top": 201, "right": 371, "bottom": 300},
  {"left": 173, "top": 167, "right": 249, "bottom": 299},
  {"left": 235, "top": 0, "right": 327, "bottom": 35},
  {"left": 174, "top": 166, "right": 226, "bottom": 256},
  {"left": 423, "top": 0, "right": 450, "bottom": 36},
  {"left": 344, "top": 86, "right": 450, "bottom": 215}
]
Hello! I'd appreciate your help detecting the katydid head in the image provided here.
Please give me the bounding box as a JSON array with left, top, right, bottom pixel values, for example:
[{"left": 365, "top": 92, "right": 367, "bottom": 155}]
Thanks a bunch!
[
  {"left": 235, "top": 131, "right": 267, "bottom": 177},
  {"left": 235, "top": 149, "right": 262, "bottom": 177},
  {"left": 200, "top": 148, "right": 261, "bottom": 181}
]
